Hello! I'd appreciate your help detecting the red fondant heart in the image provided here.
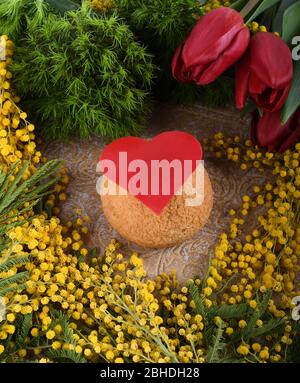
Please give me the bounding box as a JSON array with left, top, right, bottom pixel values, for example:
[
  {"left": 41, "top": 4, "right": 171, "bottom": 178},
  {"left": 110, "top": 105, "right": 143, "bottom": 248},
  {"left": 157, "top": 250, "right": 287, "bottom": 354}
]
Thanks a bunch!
[{"left": 99, "top": 131, "right": 203, "bottom": 214}]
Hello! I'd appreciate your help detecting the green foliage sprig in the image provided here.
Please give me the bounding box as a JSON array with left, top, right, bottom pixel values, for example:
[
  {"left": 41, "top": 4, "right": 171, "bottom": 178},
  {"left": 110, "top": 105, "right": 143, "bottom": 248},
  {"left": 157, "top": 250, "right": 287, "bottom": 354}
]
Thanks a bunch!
[
  {"left": 117, "top": 0, "right": 202, "bottom": 102},
  {"left": 188, "top": 281, "right": 291, "bottom": 363},
  {"left": 0, "top": 0, "right": 49, "bottom": 40},
  {"left": 118, "top": 0, "right": 202, "bottom": 52},
  {"left": 117, "top": 0, "right": 234, "bottom": 105},
  {"left": 0, "top": 0, "right": 83, "bottom": 39},
  {"left": 0, "top": 160, "right": 62, "bottom": 234},
  {"left": 11, "top": 3, "right": 155, "bottom": 139},
  {"left": 0, "top": 160, "right": 61, "bottom": 299}
]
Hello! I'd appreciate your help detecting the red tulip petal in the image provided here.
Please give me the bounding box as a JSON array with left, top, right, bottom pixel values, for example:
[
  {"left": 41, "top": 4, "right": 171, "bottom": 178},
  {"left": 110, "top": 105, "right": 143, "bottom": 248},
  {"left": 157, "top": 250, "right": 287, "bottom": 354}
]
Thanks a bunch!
[
  {"left": 254, "top": 110, "right": 294, "bottom": 150},
  {"left": 235, "top": 50, "right": 251, "bottom": 110},
  {"left": 190, "top": 62, "right": 207, "bottom": 83},
  {"left": 172, "top": 42, "right": 192, "bottom": 83},
  {"left": 198, "top": 27, "right": 250, "bottom": 85},
  {"left": 248, "top": 71, "right": 267, "bottom": 95},
  {"left": 279, "top": 109, "right": 300, "bottom": 152},
  {"left": 245, "top": 33, "right": 293, "bottom": 112},
  {"left": 183, "top": 8, "right": 245, "bottom": 63},
  {"left": 184, "top": 23, "right": 246, "bottom": 67},
  {"left": 279, "top": 124, "right": 300, "bottom": 152},
  {"left": 252, "top": 87, "right": 289, "bottom": 112},
  {"left": 250, "top": 33, "right": 293, "bottom": 88},
  {"left": 179, "top": 7, "right": 249, "bottom": 84}
]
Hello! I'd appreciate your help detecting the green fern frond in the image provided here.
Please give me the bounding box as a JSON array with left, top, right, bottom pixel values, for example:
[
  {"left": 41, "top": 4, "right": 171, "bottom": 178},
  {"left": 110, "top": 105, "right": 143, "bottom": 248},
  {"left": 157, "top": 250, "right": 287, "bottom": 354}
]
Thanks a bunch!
[
  {"left": 242, "top": 290, "right": 272, "bottom": 336},
  {"left": 188, "top": 281, "right": 206, "bottom": 319},
  {"left": 14, "top": 313, "right": 33, "bottom": 349},
  {"left": 0, "top": 255, "right": 29, "bottom": 273},
  {"left": 232, "top": 290, "right": 275, "bottom": 342},
  {"left": 216, "top": 271, "right": 240, "bottom": 296},
  {"left": 250, "top": 318, "right": 285, "bottom": 338},
  {"left": 199, "top": 252, "right": 213, "bottom": 292},
  {"left": 46, "top": 348, "right": 87, "bottom": 363},
  {"left": 206, "top": 322, "right": 226, "bottom": 363},
  {"left": 0, "top": 283, "right": 28, "bottom": 296},
  {"left": 209, "top": 303, "right": 250, "bottom": 320},
  {"left": 0, "top": 160, "right": 62, "bottom": 232},
  {"left": 50, "top": 308, "right": 75, "bottom": 344},
  {"left": 0, "top": 219, "right": 30, "bottom": 236},
  {"left": 0, "top": 271, "right": 29, "bottom": 291},
  {"left": 0, "top": 161, "right": 20, "bottom": 201}
]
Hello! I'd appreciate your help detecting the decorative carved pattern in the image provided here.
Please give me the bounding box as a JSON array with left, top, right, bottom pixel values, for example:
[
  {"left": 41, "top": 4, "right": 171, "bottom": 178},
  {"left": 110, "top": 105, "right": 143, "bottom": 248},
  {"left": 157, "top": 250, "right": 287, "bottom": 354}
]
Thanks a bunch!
[{"left": 41, "top": 104, "right": 264, "bottom": 284}]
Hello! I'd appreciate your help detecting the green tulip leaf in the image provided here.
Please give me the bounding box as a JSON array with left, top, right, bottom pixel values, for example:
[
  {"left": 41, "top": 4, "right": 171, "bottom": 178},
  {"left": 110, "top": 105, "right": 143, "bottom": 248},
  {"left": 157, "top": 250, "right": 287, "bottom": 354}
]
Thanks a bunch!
[
  {"left": 45, "top": 0, "right": 79, "bottom": 14},
  {"left": 258, "top": 107, "right": 264, "bottom": 118},
  {"left": 281, "top": 60, "right": 300, "bottom": 124},
  {"left": 272, "top": 0, "right": 298, "bottom": 34},
  {"left": 245, "top": 0, "right": 281, "bottom": 23},
  {"left": 230, "top": 0, "right": 249, "bottom": 11},
  {"left": 282, "top": 2, "right": 300, "bottom": 44},
  {"left": 240, "top": 99, "right": 257, "bottom": 118}
]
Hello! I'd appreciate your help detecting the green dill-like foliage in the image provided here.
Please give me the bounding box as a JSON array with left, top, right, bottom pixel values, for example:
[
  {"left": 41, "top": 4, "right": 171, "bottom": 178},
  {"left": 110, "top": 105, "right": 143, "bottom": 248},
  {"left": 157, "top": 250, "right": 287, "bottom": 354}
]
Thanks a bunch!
[
  {"left": 45, "top": 0, "right": 80, "bottom": 15},
  {"left": 117, "top": 0, "right": 202, "bottom": 102},
  {"left": 0, "top": 0, "right": 50, "bottom": 40},
  {"left": 11, "top": 3, "right": 155, "bottom": 139},
  {"left": 117, "top": 0, "right": 234, "bottom": 106},
  {"left": 200, "top": 75, "right": 235, "bottom": 108},
  {"left": 118, "top": 0, "right": 202, "bottom": 53},
  {"left": 0, "top": 0, "right": 83, "bottom": 39}
]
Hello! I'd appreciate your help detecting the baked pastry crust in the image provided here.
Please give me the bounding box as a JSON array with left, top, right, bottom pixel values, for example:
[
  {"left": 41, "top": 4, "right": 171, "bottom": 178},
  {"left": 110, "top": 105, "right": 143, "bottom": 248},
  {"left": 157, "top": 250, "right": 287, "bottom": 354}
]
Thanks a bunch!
[{"left": 101, "top": 168, "right": 213, "bottom": 248}]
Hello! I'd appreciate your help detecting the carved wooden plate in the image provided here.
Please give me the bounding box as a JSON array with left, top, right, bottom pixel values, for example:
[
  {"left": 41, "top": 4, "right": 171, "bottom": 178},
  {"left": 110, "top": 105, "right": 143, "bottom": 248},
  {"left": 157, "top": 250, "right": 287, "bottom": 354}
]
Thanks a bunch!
[{"left": 41, "top": 104, "right": 262, "bottom": 284}]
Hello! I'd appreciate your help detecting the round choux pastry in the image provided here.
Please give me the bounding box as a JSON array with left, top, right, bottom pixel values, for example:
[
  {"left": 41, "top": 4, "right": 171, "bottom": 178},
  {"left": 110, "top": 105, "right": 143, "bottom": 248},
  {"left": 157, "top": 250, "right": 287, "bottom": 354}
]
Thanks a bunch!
[{"left": 101, "top": 167, "right": 213, "bottom": 248}]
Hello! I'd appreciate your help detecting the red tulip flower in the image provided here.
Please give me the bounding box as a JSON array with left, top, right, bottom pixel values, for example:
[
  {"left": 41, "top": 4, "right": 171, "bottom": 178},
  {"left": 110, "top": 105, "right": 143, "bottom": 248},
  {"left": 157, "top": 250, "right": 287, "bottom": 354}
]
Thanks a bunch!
[
  {"left": 251, "top": 108, "right": 300, "bottom": 152},
  {"left": 172, "top": 7, "right": 250, "bottom": 85},
  {"left": 236, "top": 32, "right": 293, "bottom": 112}
]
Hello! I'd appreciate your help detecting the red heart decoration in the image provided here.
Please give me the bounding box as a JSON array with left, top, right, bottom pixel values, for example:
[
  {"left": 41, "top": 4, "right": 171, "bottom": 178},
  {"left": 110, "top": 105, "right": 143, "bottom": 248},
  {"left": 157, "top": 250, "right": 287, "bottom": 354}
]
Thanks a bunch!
[{"left": 99, "top": 131, "right": 203, "bottom": 215}]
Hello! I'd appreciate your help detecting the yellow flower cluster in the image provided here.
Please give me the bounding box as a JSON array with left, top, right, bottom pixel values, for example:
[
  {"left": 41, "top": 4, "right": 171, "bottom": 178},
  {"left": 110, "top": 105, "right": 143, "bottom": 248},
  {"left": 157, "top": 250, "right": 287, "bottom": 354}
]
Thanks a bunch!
[
  {"left": 0, "top": 37, "right": 207, "bottom": 364},
  {"left": 0, "top": 233, "right": 206, "bottom": 362},
  {"left": 0, "top": 35, "right": 299, "bottom": 363},
  {"left": 90, "top": 0, "right": 115, "bottom": 12},
  {"left": 0, "top": 36, "right": 69, "bottom": 218},
  {"left": 0, "top": 36, "right": 41, "bottom": 173},
  {"left": 247, "top": 22, "right": 280, "bottom": 36},
  {"left": 248, "top": 21, "right": 268, "bottom": 33},
  {"left": 202, "top": 0, "right": 231, "bottom": 14},
  {"left": 203, "top": 133, "right": 300, "bottom": 359}
]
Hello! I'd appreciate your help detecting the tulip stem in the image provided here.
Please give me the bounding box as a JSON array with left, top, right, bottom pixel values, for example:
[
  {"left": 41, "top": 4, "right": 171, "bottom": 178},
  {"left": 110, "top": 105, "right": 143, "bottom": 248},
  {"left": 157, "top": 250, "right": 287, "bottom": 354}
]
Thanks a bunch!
[{"left": 240, "top": 0, "right": 260, "bottom": 19}]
